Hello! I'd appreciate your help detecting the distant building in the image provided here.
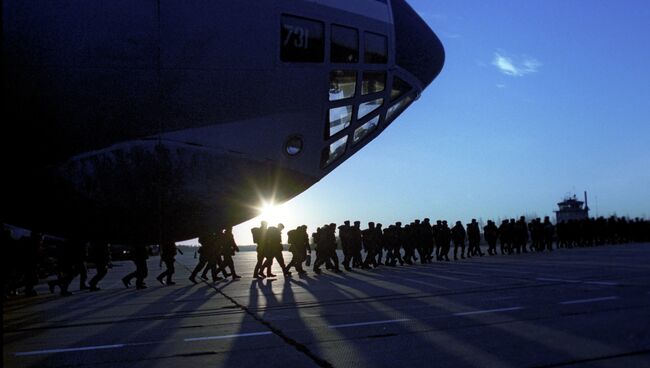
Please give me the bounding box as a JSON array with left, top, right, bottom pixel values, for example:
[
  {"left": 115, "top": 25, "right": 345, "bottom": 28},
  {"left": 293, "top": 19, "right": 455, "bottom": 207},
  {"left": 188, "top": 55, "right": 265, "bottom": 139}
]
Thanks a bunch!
[{"left": 555, "top": 191, "right": 590, "bottom": 223}]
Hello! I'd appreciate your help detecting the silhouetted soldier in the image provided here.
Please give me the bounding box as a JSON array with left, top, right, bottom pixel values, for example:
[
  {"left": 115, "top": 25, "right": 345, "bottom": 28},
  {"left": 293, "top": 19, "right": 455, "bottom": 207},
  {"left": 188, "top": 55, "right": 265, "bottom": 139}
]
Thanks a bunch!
[
  {"left": 374, "top": 223, "right": 384, "bottom": 265},
  {"left": 263, "top": 223, "right": 291, "bottom": 276},
  {"left": 72, "top": 239, "right": 89, "bottom": 290},
  {"left": 221, "top": 227, "right": 241, "bottom": 279},
  {"left": 362, "top": 222, "right": 378, "bottom": 268},
  {"left": 556, "top": 220, "right": 566, "bottom": 248},
  {"left": 483, "top": 220, "right": 498, "bottom": 256},
  {"left": 88, "top": 241, "right": 110, "bottom": 291},
  {"left": 452, "top": 221, "right": 466, "bottom": 260},
  {"left": 339, "top": 221, "right": 353, "bottom": 271},
  {"left": 156, "top": 240, "right": 178, "bottom": 285},
  {"left": 313, "top": 224, "right": 341, "bottom": 273},
  {"left": 383, "top": 226, "right": 396, "bottom": 266},
  {"left": 312, "top": 225, "right": 329, "bottom": 274},
  {"left": 529, "top": 218, "right": 542, "bottom": 252},
  {"left": 467, "top": 219, "right": 483, "bottom": 257},
  {"left": 252, "top": 221, "right": 269, "bottom": 278},
  {"left": 514, "top": 216, "right": 529, "bottom": 253},
  {"left": 403, "top": 223, "right": 416, "bottom": 265},
  {"left": 543, "top": 216, "right": 555, "bottom": 251},
  {"left": 189, "top": 233, "right": 211, "bottom": 284},
  {"left": 433, "top": 220, "right": 442, "bottom": 260},
  {"left": 498, "top": 220, "right": 510, "bottom": 254},
  {"left": 412, "top": 220, "right": 423, "bottom": 263},
  {"left": 48, "top": 239, "right": 74, "bottom": 296},
  {"left": 506, "top": 219, "right": 521, "bottom": 254},
  {"left": 350, "top": 221, "right": 364, "bottom": 268},
  {"left": 421, "top": 218, "right": 434, "bottom": 263},
  {"left": 325, "top": 223, "right": 342, "bottom": 272},
  {"left": 201, "top": 231, "right": 229, "bottom": 281},
  {"left": 392, "top": 222, "right": 405, "bottom": 266},
  {"left": 595, "top": 216, "right": 607, "bottom": 245},
  {"left": 412, "top": 219, "right": 426, "bottom": 264},
  {"left": 438, "top": 221, "right": 452, "bottom": 261},
  {"left": 122, "top": 244, "right": 149, "bottom": 289},
  {"left": 48, "top": 238, "right": 88, "bottom": 296},
  {"left": 312, "top": 226, "right": 324, "bottom": 273},
  {"left": 287, "top": 225, "right": 310, "bottom": 274}
]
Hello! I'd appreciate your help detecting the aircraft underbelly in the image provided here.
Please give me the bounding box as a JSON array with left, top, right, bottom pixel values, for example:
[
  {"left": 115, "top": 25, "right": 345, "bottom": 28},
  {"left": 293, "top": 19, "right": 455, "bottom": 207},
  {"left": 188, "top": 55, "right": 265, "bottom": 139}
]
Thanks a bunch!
[{"left": 7, "top": 140, "right": 317, "bottom": 243}]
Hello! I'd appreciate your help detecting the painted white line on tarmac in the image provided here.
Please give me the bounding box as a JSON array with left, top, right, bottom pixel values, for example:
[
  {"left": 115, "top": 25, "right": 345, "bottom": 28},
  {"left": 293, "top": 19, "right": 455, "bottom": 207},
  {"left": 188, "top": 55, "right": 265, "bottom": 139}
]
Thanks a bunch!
[
  {"left": 15, "top": 331, "right": 274, "bottom": 356},
  {"left": 453, "top": 306, "right": 524, "bottom": 316},
  {"left": 184, "top": 331, "right": 272, "bottom": 342},
  {"left": 329, "top": 318, "right": 411, "bottom": 329},
  {"left": 536, "top": 277, "right": 581, "bottom": 283},
  {"left": 423, "top": 274, "right": 462, "bottom": 281},
  {"left": 560, "top": 296, "right": 619, "bottom": 305},
  {"left": 453, "top": 264, "right": 534, "bottom": 274},
  {"left": 415, "top": 272, "right": 489, "bottom": 285},
  {"left": 490, "top": 296, "right": 518, "bottom": 301},
  {"left": 536, "top": 278, "right": 618, "bottom": 286},
  {"left": 584, "top": 281, "right": 619, "bottom": 286},
  {"left": 15, "top": 344, "right": 126, "bottom": 356}
]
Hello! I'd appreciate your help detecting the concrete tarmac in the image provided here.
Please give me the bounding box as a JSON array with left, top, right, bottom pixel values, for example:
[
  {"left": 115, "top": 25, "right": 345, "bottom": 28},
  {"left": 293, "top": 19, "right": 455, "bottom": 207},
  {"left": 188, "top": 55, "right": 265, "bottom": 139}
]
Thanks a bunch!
[{"left": 4, "top": 243, "right": 650, "bottom": 367}]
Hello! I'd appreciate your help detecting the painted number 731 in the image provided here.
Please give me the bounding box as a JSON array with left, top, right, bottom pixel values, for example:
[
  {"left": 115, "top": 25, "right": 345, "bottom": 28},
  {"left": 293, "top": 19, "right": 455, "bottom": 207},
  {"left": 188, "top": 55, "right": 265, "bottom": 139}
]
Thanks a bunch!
[{"left": 283, "top": 25, "right": 310, "bottom": 49}]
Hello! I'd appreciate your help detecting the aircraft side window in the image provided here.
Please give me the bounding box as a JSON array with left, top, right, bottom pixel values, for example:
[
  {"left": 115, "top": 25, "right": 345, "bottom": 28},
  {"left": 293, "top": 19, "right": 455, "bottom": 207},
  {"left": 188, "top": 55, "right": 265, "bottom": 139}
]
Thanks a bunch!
[
  {"left": 386, "top": 95, "right": 414, "bottom": 123},
  {"left": 281, "top": 15, "right": 324, "bottom": 63},
  {"left": 362, "top": 71, "right": 386, "bottom": 95},
  {"left": 321, "top": 135, "right": 349, "bottom": 168},
  {"left": 329, "top": 70, "right": 357, "bottom": 101},
  {"left": 358, "top": 98, "right": 383, "bottom": 120},
  {"left": 285, "top": 135, "right": 303, "bottom": 156},
  {"left": 353, "top": 115, "right": 380, "bottom": 145},
  {"left": 328, "top": 105, "right": 353, "bottom": 137},
  {"left": 364, "top": 32, "right": 388, "bottom": 64},
  {"left": 390, "top": 76, "right": 411, "bottom": 102},
  {"left": 331, "top": 25, "right": 359, "bottom": 63}
]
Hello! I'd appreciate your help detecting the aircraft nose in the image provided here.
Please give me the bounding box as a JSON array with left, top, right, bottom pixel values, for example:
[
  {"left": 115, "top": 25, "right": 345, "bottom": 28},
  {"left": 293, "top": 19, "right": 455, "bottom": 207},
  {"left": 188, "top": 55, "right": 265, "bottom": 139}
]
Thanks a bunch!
[{"left": 391, "top": 0, "right": 445, "bottom": 88}]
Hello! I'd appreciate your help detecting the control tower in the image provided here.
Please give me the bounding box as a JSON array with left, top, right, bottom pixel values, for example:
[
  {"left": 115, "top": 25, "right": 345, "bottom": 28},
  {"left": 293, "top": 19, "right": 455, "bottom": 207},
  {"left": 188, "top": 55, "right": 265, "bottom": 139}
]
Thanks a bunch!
[{"left": 555, "top": 191, "right": 590, "bottom": 223}]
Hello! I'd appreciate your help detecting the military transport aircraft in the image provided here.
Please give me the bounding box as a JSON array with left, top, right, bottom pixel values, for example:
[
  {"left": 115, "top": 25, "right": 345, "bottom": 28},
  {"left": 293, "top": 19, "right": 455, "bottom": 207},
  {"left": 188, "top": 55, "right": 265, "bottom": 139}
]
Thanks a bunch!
[{"left": 2, "top": 0, "right": 444, "bottom": 243}]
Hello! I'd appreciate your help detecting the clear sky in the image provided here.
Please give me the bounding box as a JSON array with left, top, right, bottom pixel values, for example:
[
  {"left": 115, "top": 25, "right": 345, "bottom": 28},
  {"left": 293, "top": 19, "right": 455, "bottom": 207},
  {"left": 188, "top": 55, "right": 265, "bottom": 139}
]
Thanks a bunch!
[{"left": 217, "top": 0, "right": 650, "bottom": 246}]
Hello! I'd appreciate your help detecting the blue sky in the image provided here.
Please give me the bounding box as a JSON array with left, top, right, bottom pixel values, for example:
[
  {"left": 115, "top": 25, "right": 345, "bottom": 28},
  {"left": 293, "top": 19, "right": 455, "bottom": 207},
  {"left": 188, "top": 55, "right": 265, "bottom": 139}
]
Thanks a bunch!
[{"left": 225, "top": 0, "right": 650, "bottom": 245}]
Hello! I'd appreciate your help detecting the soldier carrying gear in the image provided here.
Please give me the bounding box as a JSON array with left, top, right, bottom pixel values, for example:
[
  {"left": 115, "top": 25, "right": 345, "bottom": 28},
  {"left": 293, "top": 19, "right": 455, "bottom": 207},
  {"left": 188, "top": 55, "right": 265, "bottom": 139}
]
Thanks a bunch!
[
  {"left": 287, "top": 225, "right": 310, "bottom": 274},
  {"left": 452, "top": 221, "right": 466, "bottom": 260}
]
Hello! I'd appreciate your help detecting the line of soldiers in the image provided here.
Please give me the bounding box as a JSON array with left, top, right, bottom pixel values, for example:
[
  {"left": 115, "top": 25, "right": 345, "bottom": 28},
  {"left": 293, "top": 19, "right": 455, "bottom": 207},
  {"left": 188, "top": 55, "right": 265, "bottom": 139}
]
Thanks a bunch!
[
  {"left": 1, "top": 229, "right": 113, "bottom": 297},
  {"left": 189, "top": 227, "right": 241, "bottom": 283},
  {"left": 3, "top": 215, "right": 649, "bottom": 297},
  {"left": 249, "top": 216, "right": 650, "bottom": 277}
]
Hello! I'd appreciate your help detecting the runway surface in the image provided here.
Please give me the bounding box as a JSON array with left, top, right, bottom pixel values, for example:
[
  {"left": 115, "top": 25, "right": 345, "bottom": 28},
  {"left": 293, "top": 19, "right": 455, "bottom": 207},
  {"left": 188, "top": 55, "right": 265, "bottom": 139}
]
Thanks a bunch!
[{"left": 4, "top": 243, "right": 650, "bottom": 367}]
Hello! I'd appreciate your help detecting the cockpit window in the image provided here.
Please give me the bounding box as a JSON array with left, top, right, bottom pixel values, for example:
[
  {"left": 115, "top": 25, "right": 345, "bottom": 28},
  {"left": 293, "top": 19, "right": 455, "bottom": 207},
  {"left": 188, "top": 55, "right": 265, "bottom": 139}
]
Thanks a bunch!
[
  {"left": 390, "top": 76, "right": 411, "bottom": 102},
  {"left": 321, "top": 135, "right": 348, "bottom": 168},
  {"left": 331, "top": 25, "right": 359, "bottom": 63},
  {"left": 281, "top": 15, "right": 324, "bottom": 62},
  {"left": 353, "top": 115, "right": 380, "bottom": 145},
  {"left": 329, "top": 70, "right": 357, "bottom": 101},
  {"left": 386, "top": 95, "right": 414, "bottom": 122},
  {"left": 362, "top": 71, "right": 386, "bottom": 95},
  {"left": 364, "top": 32, "right": 388, "bottom": 64},
  {"left": 358, "top": 98, "right": 383, "bottom": 120},
  {"left": 328, "top": 105, "right": 353, "bottom": 137}
]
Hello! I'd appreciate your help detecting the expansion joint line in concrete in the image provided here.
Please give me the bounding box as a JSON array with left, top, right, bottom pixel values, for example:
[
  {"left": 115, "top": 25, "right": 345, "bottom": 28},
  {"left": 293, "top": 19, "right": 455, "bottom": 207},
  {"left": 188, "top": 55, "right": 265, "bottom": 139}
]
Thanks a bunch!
[
  {"left": 530, "top": 348, "right": 650, "bottom": 368},
  {"left": 179, "top": 263, "right": 333, "bottom": 368}
]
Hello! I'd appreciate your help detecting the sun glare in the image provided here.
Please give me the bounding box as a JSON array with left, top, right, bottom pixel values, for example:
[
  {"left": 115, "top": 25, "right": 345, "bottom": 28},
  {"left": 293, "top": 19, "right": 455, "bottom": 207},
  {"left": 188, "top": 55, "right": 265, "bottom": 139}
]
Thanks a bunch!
[{"left": 257, "top": 200, "right": 292, "bottom": 225}]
